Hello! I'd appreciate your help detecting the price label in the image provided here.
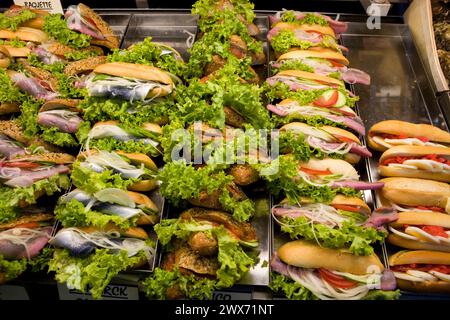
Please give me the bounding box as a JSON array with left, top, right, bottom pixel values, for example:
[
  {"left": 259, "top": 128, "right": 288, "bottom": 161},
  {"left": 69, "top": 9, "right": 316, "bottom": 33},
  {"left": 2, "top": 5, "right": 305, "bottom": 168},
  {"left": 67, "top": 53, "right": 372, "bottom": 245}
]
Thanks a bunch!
[
  {"left": 0, "top": 285, "right": 30, "bottom": 300},
  {"left": 14, "top": 0, "right": 64, "bottom": 14},
  {"left": 212, "top": 291, "right": 252, "bottom": 300},
  {"left": 57, "top": 283, "right": 140, "bottom": 300}
]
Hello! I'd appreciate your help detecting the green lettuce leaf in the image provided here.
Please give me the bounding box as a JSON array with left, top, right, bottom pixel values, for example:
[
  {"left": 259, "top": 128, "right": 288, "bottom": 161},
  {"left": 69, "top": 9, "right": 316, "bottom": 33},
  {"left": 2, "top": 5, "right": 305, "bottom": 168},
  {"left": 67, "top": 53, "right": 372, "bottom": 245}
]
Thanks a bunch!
[
  {"left": 269, "top": 272, "right": 318, "bottom": 300},
  {"left": 43, "top": 14, "right": 91, "bottom": 49},
  {"left": 17, "top": 97, "right": 41, "bottom": 137},
  {"left": 0, "top": 68, "right": 27, "bottom": 104},
  {"left": 154, "top": 218, "right": 256, "bottom": 290},
  {"left": 364, "top": 289, "right": 401, "bottom": 300},
  {"left": 48, "top": 248, "right": 148, "bottom": 300},
  {"left": 0, "top": 9, "right": 36, "bottom": 31},
  {"left": 0, "top": 174, "right": 70, "bottom": 211},
  {"left": 0, "top": 255, "right": 28, "bottom": 281},
  {"left": 279, "top": 216, "right": 386, "bottom": 255},
  {"left": 55, "top": 198, "right": 136, "bottom": 230},
  {"left": 88, "top": 137, "right": 162, "bottom": 158},
  {"left": 280, "top": 11, "right": 328, "bottom": 26},
  {"left": 41, "top": 127, "right": 79, "bottom": 147},
  {"left": 192, "top": 0, "right": 255, "bottom": 23},
  {"left": 70, "top": 161, "right": 142, "bottom": 193},
  {"left": 108, "top": 37, "right": 186, "bottom": 78},
  {"left": 64, "top": 50, "right": 100, "bottom": 61},
  {"left": 29, "top": 247, "right": 55, "bottom": 272},
  {"left": 142, "top": 267, "right": 217, "bottom": 300},
  {"left": 0, "top": 38, "right": 27, "bottom": 48},
  {"left": 271, "top": 30, "right": 340, "bottom": 54},
  {"left": 271, "top": 59, "right": 314, "bottom": 75},
  {"left": 272, "top": 113, "right": 349, "bottom": 130}
]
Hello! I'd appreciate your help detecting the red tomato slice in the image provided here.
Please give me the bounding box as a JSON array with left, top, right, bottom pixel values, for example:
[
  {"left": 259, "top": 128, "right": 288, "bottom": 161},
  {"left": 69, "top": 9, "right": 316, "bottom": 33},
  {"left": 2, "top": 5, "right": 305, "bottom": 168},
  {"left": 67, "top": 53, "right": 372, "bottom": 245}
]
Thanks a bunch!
[
  {"left": 381, "top": 156, "right": 413, "bottom": 166},
  {"left": 299, "top": 167, "right": 332, "bottom": 175},
  {"left": 332, "top": 204, "right": 360, "bottom": 213},
  {"left": 422, "top": 226, "right": 449, "bottom": 238},
  {"left": 416, "top": 206, "right": 444, "bottom": 213},
  {"left": 334, "top": 134, "right": 356, "bottom": 143},
  {"left": 313, "top": 90, "right": 339, "bottom": 107},
  {"left": 329, "top": 60, "right": 345, "bottom": 68},
  {"left": 417, "top": 136, "right": 430, "bottom": 142},
  {"left": 431, "top": 265, "right": 450, "bottom": 274},
  {"left": 319, "top": 268, "right": 357, "bottom": 289},
  {"left": 4, "top": 161, "right": 40, "bottom": 169}
]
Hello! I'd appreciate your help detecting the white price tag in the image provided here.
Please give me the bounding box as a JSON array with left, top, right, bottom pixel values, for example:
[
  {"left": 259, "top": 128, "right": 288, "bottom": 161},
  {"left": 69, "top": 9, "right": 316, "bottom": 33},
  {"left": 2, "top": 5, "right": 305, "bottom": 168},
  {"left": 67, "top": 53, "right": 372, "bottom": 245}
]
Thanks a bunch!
[
  {"left": 57, "top": 283, "right": 140, "bottom": 300},
  {"left": 0, "top": 285, "right": 30, "bottom": 300},
  {"left": 14, "top": 0, "right": 64, "bottom": 14},
  {"left": 212, "top": 291, "right": 252, "bottom": 300}
]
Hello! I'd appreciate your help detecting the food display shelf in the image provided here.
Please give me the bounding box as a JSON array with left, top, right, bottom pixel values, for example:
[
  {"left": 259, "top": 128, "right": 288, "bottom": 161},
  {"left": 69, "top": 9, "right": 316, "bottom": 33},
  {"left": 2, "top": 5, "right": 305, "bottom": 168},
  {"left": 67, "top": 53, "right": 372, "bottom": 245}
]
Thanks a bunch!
[{"left": 1, "top": 9, "right": 449, "bottom": 301}]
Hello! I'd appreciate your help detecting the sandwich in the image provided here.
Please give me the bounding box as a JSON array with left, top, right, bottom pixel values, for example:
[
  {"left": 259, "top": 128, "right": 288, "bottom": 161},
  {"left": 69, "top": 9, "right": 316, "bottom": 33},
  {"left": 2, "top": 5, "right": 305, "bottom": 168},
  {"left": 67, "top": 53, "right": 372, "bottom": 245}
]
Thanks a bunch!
[
  {"left": 159, "top": 160, "right": 255, "bottom": 222},
  {"left": 269, "top": 11, "right": 348, "bottom": 35},
  {"left": 379, "top": 177, "right": 450, "bottom": 214},
  {"left": 86, "top": 120, "right": 162, "bottom": 158},
  {"left": 267, "top": 98, "right": 365, "bottom": 135},
  {"left": 56, "top": 187, "right": 160, "bottom": 229},
  {"left": 7, "top": 69, "right": 58, "bottom": 101},
  {"left": 272, "top": 195, "right": 396, "bottom": 255},
  {"left": 32, "top": 41, "right": 103, "bottom": 65},
  {"left": 0, "top": 152, "right": 73, "bottom": 214},
  {"left": 389, "top": 250, "right": 450, "bottom": 293},
  {"left": 64, "top": 3, "right": 120, "bottom": 49},
  {"left": 267, "top": 11, "right": 348, "bottom": 55},
  {"left": 271, "top": 49, "right": 370, "bottom": 85},
  {"left": 141, "top": 207, "right": 258, "bottom": 300},
  {"left": 0, "top": 210, "right": 53, "bottom": 284},
  {"left": 84, "top": 62, "right": 176, "bottom": 100},
  {"left": 388, "top": 211, "right": 450, "bottom": 252},
  {"left": 107, "top": 37, "right": 186, "bottom": 78},
  {"left": 74, "top": 149, "right": 158, "bottom": 193},
  {"left": 0, "top": 120, "right": 63, "bottom": 157},
  {"left": 266, "top": 70, "right": 345, "bottom": 92},
  {"left": 270, "top": 240, "right": 399, "bottom": 300},
  {"left": 279, "top": 122, "right": 371, "bottom": 164},
  {"left": 37, "top": 99, "right": 87, "bottom": 148},
  {"left": 0, "top": 27, "right": 48, "bottom": 44},
  {"left": 1, "top": 5, "right": 48, "bottom": 30},
  {"left": 368, "top": 120, "right": 450, "bottom": 152},
  {"left": 48, "top": 225, "right": 155, "bottom": 299},
  {"left": 379, "top": 145, "right": 450, "bottom": 183}
]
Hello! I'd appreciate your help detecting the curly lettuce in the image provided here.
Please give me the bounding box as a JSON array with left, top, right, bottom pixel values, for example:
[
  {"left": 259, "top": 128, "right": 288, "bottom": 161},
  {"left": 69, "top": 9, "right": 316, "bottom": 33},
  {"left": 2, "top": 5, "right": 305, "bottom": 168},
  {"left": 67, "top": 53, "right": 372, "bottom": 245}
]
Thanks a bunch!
[
  {"left": 55, "top": 198, "right": 137, "bottom": 230},
  {"left": 0, "top": 9, "right": 36, "bottom": 31},
  {"left": 41, "top": 127, "right": 79, "bottom": 147},
  {"left": 0, "top": 255, "right": 28, "bottom": 281},
  {"left": 280, "top": 12, "right": 328, "bottom": 26},
  {"left": 0, "top": 68, "right": 28, "bottom": 104},
  {"left": 108, "top": 37, "right": 186, "bottom": 78},
  {"left": 88, "top": 137, "right": 161, "bottom": 158},
  {"left": 0, "top": 174, "right": 70, "bottom": 215},
  {"left": 43, "top": 14, "right": 91, "bottom": 49},
  {"left": 271, "top": 30, "right": 340, "bottom": 54},
  {"left": 48, "top": 247, "right": 149, "bottom": 300},
  {"left": 279, "top": 216, "right": 386, "bottom": 255}
]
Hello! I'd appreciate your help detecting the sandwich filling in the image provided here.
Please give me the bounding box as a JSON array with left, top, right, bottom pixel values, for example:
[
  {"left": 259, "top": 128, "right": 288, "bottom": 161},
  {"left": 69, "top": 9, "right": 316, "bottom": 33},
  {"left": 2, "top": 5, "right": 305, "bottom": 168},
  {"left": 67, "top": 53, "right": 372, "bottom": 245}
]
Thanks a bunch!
[
  {"left": 381, "top": 154, "right": 450, "bottom": 173},
  {"left": 391, "top": 264, "right": 450, "bottom": 283},
  {"left": 371, "top": 133, "right": 449, "bottom": 149},
  {"left": 389, "top": 225, "right": 450, "bottom": 245}
]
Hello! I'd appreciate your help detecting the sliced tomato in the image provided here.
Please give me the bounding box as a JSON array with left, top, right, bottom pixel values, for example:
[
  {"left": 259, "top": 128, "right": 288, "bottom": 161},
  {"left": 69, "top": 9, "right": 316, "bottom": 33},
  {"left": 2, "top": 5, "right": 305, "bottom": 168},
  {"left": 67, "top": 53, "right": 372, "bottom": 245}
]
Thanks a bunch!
[
  {"left": 334, "top": 134, "right": 356, "bottom": 143},
  {"left": 329, "top": 60, "right": 345, "bottom": 68},
  {"left": 319, "top": 268, "right": 357, "bottom": 289},
  {"left": 422, "top": 226, "right": 449, "bottom": 238},
  {"left": 313, "top": 90, "right": 339, "bottom": 107},
  {"left": 299, "top": 167, "right": 332, "bottom": 175},
  {"left": 392, "top": 264, "right": 450, "bottom": 274},
  {"left": 4, "top": 161, "right": 40, "bottom": 169},
  {"left": 382, "top": 133, "right": 408, "bottom": 140},
  {"left": 415, "top": 206, "right": 445, "bottom": 213},
  {"left": 423, "top": 154, "right": 450, "bottom": 165},
  {"left": 431, "top": 265, "right": 450, "bottom": 274},
  {"left": 417, "top": 136, "right": 429, "bottom": 142},
  {"left": 332, "top": 204, "right": 360, "bottom": 213},
  {"left": 381, "top": 156, "right": 413, "bottom": 166}
]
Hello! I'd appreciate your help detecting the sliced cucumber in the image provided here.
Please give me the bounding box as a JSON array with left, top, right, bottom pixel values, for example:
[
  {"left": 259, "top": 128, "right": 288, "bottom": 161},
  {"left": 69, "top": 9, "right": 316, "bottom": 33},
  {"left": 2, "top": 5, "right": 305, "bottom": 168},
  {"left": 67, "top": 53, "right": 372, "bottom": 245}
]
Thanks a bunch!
[{"left": 333, "top": 90, "right": 347, "bottom": 108}]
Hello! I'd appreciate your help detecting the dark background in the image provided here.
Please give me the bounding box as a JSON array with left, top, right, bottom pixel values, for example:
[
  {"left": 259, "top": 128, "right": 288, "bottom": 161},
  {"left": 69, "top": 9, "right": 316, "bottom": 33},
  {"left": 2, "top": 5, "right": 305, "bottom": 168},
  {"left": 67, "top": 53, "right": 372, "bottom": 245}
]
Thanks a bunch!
[{"left": 1, "top": 0, "right": 411, "bottom": 15}]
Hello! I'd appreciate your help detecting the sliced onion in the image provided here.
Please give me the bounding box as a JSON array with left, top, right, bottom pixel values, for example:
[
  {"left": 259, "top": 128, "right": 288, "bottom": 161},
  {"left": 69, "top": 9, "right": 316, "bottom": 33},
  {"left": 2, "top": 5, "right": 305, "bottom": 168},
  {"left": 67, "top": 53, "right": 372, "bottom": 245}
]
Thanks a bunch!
[
  {"left": 406, "top": 270, "right": 438, "bottom": 281},
  {"left": 388, "top": 226, "right": 418, "bottom": 240},
  {"left": 429, "top": 271, "right": 450, "bottom": 282}
]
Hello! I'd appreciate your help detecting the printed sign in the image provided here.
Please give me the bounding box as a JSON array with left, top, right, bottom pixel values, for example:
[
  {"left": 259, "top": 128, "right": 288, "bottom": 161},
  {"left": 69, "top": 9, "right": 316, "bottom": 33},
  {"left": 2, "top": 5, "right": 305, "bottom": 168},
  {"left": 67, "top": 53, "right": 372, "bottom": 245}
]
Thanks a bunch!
[
  {"left": 0, "top": 285, "right": 30, "bottom": 300},
  {"left": 14, "top": 0, "right": 64, "bottom": 14},
  {"left": 212, "top": 291, "right": 252, "bottom": 300},
  {"left": 57, "top": 283, "right": 140, "bottom": 300}
]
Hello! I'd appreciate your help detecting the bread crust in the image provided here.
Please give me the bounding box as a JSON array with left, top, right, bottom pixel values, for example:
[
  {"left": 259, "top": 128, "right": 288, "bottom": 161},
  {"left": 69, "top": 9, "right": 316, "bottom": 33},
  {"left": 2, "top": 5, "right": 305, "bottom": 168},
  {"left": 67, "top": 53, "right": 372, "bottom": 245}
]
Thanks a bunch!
[
  {"left": 278, "top": 69, "right": 343, "bottom": 87},
  {"left": 380, "top": 145, "right": 450, "bottom": 161},
  {"left": 391, "top": 211, "right": 450, "bottom": 228},
  {"left": 14, "top": 152, "right": 75, "bottom": 164},
  {"left": 379, "top": 166, "right": 450, "bottom": 183},
  {"left": 64, "top": 56, "right": 107, "bottom": 76},
  {"left": 278, "top": 49, "right": 349, "bottom": 66},
  {"left": 278, "top": 240, "right": 384, "bottom": 275},
  {"left": 126, "top": 191, "right": 158, "bottom": 213},
  {"left": 93, "top": 62, "right": 173, "bottom": 85},
  {"left": 0, "top": 102, "right": 19, "bottom": 115},
  {"left": 2, "top": 45, "right": 30, "bottom": 57},
  {"left": 380, "top": 177, "right": 450, "bottom": 210},
  {"left": 396, "top": 278, "right": 450, "bottom": 294},
  {"left": 369, "top": 120, "right": 450, "bottom": 144},
  {"left": 271, "top": 22, "right": 336, "bottom": 38},
  {"left": 300, "top": 158, "right": 359, "bottom": 177},
  {"left": 76, "top": 224, "right": 149, "bottom": 240},
  {"left": 331, "top": 195, "right": 371, "bottom": 215},
  {"left": 387, "top": 234, "right": 450, "bottom": 252},
  {"left": 0, "top": 27, "right": 48, "bottom": 43},
  {"left": 389, "top": 250, "right": 450, "bottom": 266},
  {"left": 40, "top": 99, "right": 81, "bottom": 113}
]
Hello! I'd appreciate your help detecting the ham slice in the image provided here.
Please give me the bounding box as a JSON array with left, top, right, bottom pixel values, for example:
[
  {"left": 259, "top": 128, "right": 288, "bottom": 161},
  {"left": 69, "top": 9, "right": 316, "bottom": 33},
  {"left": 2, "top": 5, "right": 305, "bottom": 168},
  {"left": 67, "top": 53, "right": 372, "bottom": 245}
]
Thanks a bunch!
[
  {"left": 349, "top": 143, "right": 372, "bottom": 158},
  {"left": 325, "top": 115, "right": 366, "bottom": 136},
  {"left": 10, "top": 73, "right": 58, "bottom": 101},
  {"left": 4, "top": 165, "right": 69, "bottom": 187},
  {"left": 341, "top": 68, "right": 371, "bottom": 86},
  {"left": 0, "top": 227, "right": 52, "bottom": 260},
  {"left": 269, "top": 12, "right": 348, "bottom": 34},
  {"left": 65, "top": 5, "right": 105, "bottom": 40},
  {"left": 270, "top": 253, "right": 290, "bottom": 277},
  {"left": 332, "top": 181, "right": 385, "bottom": 190},
  {"left": 364, "top": 207, "right": 398, "bottom": 230},
  {"left": 0, "top": 135, "right": 25, "bottom": 160},
  {"left": 37, "top": 112, "right": 82, "bottom": 133}
]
